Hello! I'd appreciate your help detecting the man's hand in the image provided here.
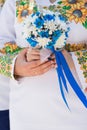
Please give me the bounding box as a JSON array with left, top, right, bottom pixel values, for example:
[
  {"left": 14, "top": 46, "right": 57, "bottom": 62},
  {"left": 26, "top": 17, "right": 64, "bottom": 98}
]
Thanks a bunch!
[{"left": 14, "top": 48, "right": 56, "bottom": 77}]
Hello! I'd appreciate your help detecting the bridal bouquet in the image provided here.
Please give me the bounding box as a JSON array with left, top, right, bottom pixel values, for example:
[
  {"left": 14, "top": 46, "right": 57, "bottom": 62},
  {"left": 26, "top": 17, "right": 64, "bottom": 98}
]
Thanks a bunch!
[
  {"left": 22, "top": 10, "right": 69, "bottom": 50},
  {"left": 22, "top": 10, "right": 87, "bottom": 109}
]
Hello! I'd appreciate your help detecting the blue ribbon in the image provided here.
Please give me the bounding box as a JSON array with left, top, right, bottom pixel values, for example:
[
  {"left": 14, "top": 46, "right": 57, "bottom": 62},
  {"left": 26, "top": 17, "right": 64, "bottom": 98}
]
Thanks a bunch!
[{"left": 52, "top": 48, "right": 87, "bottom": 109}]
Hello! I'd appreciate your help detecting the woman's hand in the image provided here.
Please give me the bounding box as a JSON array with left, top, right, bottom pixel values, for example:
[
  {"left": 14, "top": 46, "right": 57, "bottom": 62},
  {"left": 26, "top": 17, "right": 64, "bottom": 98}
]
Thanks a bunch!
[{"left": 14, "top": 48, "right": 56, "bottom": 77}]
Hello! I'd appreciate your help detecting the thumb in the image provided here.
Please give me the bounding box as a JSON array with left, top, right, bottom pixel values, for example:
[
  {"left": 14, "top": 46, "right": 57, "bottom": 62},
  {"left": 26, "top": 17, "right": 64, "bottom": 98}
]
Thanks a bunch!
[{"left": 19, "top": 48, "right": 29, "bottom": 60}]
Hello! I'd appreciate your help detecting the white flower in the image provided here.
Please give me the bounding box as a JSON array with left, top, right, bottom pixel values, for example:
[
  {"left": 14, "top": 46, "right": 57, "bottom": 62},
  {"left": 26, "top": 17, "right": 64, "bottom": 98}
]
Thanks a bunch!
[
  {"left": 44, "top": 21, "right": 57, "bottom": 31},
  {"left": 54, "top": 33, "right": 66, "bottom": 49},
  {"left": 37, "top": 37, "right": 51, "bottom": 47},
  {"left": 49, "top": 30, "right": 52, "bottom": 35}
]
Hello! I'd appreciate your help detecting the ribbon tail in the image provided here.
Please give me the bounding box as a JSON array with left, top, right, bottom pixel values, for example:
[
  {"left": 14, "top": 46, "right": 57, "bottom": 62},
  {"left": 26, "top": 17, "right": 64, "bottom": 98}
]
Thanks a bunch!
[
  {"left": 56, "top": 66, "right": 70, "bottom": 110},
  {"left": 59, "top": 52, "right": 87, "bottom": 108},
  {"left": 55, "top": 51, "right": 68, "bottom": 93},
  {"left": 52, "top": 47, "right": 69, "bottom": 108}
]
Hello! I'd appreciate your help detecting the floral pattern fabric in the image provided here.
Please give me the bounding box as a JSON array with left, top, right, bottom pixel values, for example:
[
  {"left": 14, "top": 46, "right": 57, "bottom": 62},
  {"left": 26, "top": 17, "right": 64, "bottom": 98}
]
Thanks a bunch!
[
  {"left": 16, "top": 0, "right": 87, "bottom": 27},
  {"left": 16, "top": 0, "right": 37, "bottom": 22},
  {"left": 75, "top": 50, "right": 87, "bottom": 84},
  {"left": 0, "top": 54, "right": 15, "bottom": 78},
  {"left": 0, "top": 43, "right": 22, "bottom": 78},
  {"left": 57, "top": 0, "right": 87, "bottom": 29}
]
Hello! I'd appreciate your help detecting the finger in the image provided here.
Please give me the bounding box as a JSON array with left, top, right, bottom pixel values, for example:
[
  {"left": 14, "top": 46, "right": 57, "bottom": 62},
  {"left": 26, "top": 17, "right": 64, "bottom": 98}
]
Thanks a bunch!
[
  {"left": 27, "top": 54, "right": 40, "bottom": 62},
  {"left": 27, "top": 48, "right": 40, "bottom": 55},
  {"left": 32, "top": 60, "right": 55, "bottom": 71},
  {"left": 50, "top": 53, "right": 55, "bottom": 59},
  {"left": 48, "top": 56, "right": 56, "bottom": 64},
  {"left": 48, "top": 54, "right": 55, "bottom": 61},
  {"left": 85, "top": 88, "right": 87, "bottom": 93},
  {"left": 36, "top": 63, "right": 55, "bottom": 75},
  {"left": 24, "top": 60, "right": 56, "bottom": 76},
  {"left": 27, "top": 60, "right": 41, "bottom": 68},
  {"left": 18, "top": 48, "right": 29, "bottom": 61},
  {"left": 20, "top": 48, "right": 29, "bottom": 56},
  {"left": 28, "top": 62, "right": 55, "bottom": 76}
]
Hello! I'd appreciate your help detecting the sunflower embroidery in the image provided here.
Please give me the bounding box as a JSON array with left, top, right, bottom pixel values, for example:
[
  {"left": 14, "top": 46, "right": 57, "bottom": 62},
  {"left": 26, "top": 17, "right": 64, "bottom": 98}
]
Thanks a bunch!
[
  {"left": 65, "top": 7, "right": 87, "bottom": 23},
  {"left": 16, "top": 0, "right": 37, "bottom": 22},
  {"left": 58, "top": 0, "right": 87, "bottom": 28},
  {"left": 60, "top": 0, "right": 84, "bottom": 8},
  {"left": 75, "top": 51, "right": 87, "bottom": 83}
]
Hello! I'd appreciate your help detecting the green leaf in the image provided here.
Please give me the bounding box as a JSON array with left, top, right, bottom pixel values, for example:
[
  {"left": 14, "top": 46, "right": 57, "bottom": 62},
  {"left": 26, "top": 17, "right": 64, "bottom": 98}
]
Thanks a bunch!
[
  {"left": 49, "top": 5, "right": 55, "bottom": 11},
  {"left": 33, "top": 6, "right": 38, "bottom": 12},
  {"left": 76, "top": 52, "right": 80, "bottom": 56},
  {"left": 63, "top": 6, "right": 71, "bottom": 10},
  {"left": 20, "top": 1, "right": 27, "bottom": 6},
  {"left": 83, "top": 20, "right": 87, "bottom": 29},
  {"left": 5, "top": 46, "right": 11, "bottom": 53},
  {"left": 57, "top": 1, "right": 62, "bottom": 5},
  {"left": 16, "top": 10, "right": 18, "bottom": 17}
]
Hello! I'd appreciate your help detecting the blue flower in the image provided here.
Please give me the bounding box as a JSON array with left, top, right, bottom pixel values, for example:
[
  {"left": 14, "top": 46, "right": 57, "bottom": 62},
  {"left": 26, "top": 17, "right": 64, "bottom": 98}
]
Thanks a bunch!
[
  {"left": 46, "top": 41, "right": 54, "bottom": 49},
  {"left": 58, "top": 15, "right": 67, "bottom": 22},
  {"left": 31, "top": 34, "right": 35, "bottom": 39},
  {"left": 31, "top": 13, "right": 36, "bottom": 17},
  {"left": 27, "top": 38, "right": 38, "bottom": 47},
  {"left": 34, "top": 17, "right": 44, "bottom": 28},
  {"left": 39, "top": 30, "right": 49, "bottom": 38},
  {"left": 32, "top": 12, "right": 40, "bottom": 17},
  {"left": 43, "top": 14, "right": 55, "bottom": 21},
  {"left": 65, "top": 32, "right": 68, "bottom": 38},
  {"left": 36, "top": 12, "right": 40, "bottom": 16},
  {"left": 52, "top": 30, "right": 62, "bottom": 42}
]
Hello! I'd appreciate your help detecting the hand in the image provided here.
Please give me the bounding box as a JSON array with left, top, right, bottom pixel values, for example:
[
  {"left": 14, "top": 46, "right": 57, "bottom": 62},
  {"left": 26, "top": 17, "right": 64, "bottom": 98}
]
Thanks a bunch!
[
  {"left": 26, "top": 48, "right": 41, "bottom": 62},
  {"left": 14, "top": 48, "right": 56, "bottom": 77},
  {"left": 85, "top": 88, "right": 87, "bottom": 93}
]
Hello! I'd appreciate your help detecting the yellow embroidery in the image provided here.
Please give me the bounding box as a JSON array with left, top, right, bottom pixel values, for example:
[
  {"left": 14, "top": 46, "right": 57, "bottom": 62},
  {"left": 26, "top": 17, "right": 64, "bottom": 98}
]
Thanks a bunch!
[
  {"left": 58, "top": 0, "right": 87, "bottom": 28},
  {"left": 65, "top": 43, "right": 87, "bottom": 52},
  {"left": 16, "top": 0, "right": 37, "bottom": 22},
  {"left": 65, "top": 7, "right": 86, "bottom": 23},
  {"left": 75, "top": 50, "right": 87, "bottom": 83},
  {"left": 0, "top": 43, "right": 23, "bottom": 78},
  {"left": 60, "top": 0, "right": 84, "bottom": 8}
]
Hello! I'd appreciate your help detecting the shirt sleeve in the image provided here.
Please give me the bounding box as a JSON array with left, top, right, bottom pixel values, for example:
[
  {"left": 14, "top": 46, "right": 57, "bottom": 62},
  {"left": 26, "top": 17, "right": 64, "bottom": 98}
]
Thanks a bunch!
[
  {"left": 0, "top": 0, "right": 16, "bottom": 48},
  {"left": 0, "top": 53, "right": 17, "bottom": 79},
  {"left": 0, "top": 0, "right": 22, "bottom": 79},
  {"left": 0, "top": 43, "right": 23, "bottom": 79}
]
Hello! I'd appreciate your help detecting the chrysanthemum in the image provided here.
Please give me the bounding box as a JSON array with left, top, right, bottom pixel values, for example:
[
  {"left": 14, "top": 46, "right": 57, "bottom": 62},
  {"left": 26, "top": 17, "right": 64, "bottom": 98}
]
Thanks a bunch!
[
  {"left": 61, "top": 0, "right": 84, "bottom": 8},
  {"left": 65, "top": 7, "right": 87, "bottom": 23}
]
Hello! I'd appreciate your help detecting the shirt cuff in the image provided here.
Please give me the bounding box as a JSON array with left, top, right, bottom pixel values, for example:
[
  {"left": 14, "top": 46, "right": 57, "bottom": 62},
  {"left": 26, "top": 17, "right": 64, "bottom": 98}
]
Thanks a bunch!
[
  {"left": 11, "top": 55, "right": 18, "bottom": 80},
  {"left": 71, "top": 51, "right": 87, "bottom": 90}
]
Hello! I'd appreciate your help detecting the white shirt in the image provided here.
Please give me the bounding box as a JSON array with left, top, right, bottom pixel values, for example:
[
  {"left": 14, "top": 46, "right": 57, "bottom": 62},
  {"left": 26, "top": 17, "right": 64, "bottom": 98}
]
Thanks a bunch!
[
  {"left": 0, "top": 0, "right": 87, "bottom": 111},
  {"left": 10, "top": 1, "right": 87, "bottom": 128},
  {"left": 0, "top": 0, "right": 87, "bottom": 129}
]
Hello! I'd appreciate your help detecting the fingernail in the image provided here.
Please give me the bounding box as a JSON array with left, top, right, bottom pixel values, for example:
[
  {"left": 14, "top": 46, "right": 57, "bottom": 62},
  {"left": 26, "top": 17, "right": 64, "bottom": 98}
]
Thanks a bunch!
[{"left": 48, "top": 57, "right": 52, "bottom": 61}]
